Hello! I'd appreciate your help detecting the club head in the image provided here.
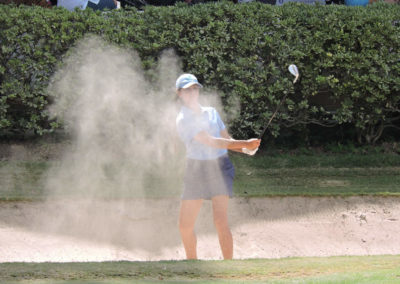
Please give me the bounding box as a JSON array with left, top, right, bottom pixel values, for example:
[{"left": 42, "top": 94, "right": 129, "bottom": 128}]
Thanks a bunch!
[{"left": 288, "top": 64, "right": 299, "bottom": 83}]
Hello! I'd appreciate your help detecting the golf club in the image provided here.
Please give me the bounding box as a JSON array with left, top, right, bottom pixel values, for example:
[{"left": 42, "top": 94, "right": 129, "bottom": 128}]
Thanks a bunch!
[{"left": 242, "top": 64, "right": 299, "bottom": 156}]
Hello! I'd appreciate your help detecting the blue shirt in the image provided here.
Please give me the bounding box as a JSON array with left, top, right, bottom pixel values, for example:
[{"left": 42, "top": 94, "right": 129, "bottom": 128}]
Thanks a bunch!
[{"left": 176, "top": 105, "right": 228, "bottom": 160}]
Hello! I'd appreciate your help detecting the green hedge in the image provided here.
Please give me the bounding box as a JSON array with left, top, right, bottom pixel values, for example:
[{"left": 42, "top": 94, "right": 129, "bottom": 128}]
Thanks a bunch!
[{"left": 0, "top": 2, "right": 399, "bottom": 144}]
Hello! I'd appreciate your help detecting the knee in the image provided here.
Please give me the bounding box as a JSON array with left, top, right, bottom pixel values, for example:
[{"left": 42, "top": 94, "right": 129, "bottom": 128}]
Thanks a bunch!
[{"left": 213, "top": 215, "right": 229, "bottom": 231}]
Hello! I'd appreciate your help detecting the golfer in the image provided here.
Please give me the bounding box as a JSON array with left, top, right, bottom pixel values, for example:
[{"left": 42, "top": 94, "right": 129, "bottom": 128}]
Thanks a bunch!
[{"left": 175, "top": 74, "right": 261, "bottom": 260}]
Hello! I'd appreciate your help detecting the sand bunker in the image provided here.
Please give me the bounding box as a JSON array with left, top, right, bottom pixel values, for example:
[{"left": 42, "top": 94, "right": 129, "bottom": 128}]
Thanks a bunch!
[{"left": 0, "top": 196, "right": 399, "bottom": 262}]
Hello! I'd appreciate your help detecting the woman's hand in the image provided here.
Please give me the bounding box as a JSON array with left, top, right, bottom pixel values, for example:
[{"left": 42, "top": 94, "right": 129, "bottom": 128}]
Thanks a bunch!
[{"left": 245, "top": 138, "right": 261, "bottom": 150}]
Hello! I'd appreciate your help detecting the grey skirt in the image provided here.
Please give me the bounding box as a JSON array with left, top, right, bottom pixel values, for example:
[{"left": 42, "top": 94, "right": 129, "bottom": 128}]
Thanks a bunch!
[{"left": 182, "top": 155, "right": 235, "bottom": 200}]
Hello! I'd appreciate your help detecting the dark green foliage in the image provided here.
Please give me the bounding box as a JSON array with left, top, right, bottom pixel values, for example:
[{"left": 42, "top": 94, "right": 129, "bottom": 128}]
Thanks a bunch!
[
  {"left": 0, "top": 2, "right": 399, "bottom": 144},
  {"left": 0, "top": 5, "right": 100, "bottom": 135}
]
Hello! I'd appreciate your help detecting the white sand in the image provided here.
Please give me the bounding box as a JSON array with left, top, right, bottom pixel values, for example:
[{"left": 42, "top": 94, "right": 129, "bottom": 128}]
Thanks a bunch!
[{"left": 0, "top": 196, "right": 399, "bottom": 262}]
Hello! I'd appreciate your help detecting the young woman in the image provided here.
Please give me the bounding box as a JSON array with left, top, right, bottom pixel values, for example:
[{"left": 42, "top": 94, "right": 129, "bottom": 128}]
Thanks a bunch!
[{"left": 175, "top": 74, "right": 261, "bottom": 260}]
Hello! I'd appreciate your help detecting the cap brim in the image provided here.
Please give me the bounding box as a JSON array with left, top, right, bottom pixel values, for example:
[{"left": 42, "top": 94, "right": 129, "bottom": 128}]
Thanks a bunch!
[{"left": 180, "top": 82, "right": 203, "bottom": 89}]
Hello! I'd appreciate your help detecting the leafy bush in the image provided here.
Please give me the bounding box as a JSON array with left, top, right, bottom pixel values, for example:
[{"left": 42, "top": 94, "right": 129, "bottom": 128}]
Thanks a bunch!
[
  {"left": 0, "top": 2, "right": 399, "bottom": 144},
  {"left": 0, "top": 5, "right": 101, "bottom": 135}
]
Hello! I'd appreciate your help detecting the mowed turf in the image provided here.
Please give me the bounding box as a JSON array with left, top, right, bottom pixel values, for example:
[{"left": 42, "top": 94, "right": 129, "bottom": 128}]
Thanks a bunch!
[
  {"left": 1, "top": 255, "right": 400, "bottom": 283},
  {"left": 234, "top": 167, "right": 400, "bottom": 196},
  {"left": 233, "top": 152, "right": 400, "bottom": 196},
  {"left": 0, "top": 152, "right": 399, "bottom": 200}
]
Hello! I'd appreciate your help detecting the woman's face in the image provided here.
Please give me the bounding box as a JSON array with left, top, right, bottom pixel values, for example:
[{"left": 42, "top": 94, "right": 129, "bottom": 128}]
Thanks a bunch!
[{"left": 178, "top": 85, "right": 200, "bottom": 106}]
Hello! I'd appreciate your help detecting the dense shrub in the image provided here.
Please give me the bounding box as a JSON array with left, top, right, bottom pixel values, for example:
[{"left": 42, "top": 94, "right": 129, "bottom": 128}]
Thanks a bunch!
[{"left": 0, "top": 2, "right": 399, "bottom": 144}]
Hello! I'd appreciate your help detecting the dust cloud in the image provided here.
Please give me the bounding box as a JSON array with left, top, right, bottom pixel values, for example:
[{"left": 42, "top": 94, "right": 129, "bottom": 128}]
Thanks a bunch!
[{"left": 47, "top": 36, "right": 180, "bottom": 199}]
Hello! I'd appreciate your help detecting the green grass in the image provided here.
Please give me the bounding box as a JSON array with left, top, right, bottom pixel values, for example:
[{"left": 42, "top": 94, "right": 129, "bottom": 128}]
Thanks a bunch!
[
  {"left": 234, "top": 167, "right": 400, "bottom": 196},
  {"left": 236, "top": 151, "right": 400, "bottom": 168},
  {"left": 1, "top": 152, "right": 399, "bottom": 200},
  {"left": 0, "top": 161, "right": 51, "bottom": 200},
  {"left": 1, "top": 255, "right": 400, "bottom": 283},
  {"left": 232, "top": 153, "right": 400, "bottom": 196}
]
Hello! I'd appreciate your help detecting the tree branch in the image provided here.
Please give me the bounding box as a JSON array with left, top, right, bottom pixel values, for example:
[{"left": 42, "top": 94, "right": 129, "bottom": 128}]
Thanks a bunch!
[{"left": 282, "top": 118, "right": 337, "bottom": 128}]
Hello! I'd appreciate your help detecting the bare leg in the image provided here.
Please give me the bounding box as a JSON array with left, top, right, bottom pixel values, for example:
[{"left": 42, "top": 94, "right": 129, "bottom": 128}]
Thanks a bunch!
[
  {"left": 179, "top": 199, "right": 203, "bottom": 260},
  {"left": 212, "top": 195, "right": 233, "bottom": 260}
]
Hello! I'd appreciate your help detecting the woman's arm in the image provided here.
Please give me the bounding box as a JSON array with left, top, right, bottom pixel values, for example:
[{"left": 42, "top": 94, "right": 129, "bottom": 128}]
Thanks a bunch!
[
  {"left": 220, "top": 129, "right": 248, "bottom": 153},
  {"left": 193, "top": 130, "right": 260, "bottom": 151}
]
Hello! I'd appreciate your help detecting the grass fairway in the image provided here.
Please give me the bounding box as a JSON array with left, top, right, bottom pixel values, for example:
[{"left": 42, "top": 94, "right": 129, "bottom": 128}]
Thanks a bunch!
[
  {"left": 1, "top": 255, "right": 400, "bottom": 283},
  {"left": 1, "top": 152, "right": 400, "bottom": 200},
  {"left": 234, "top": 166, "right": 400, "bottom": 196},
  {"left": 232, "top": 152, "right": 400, "bottom": 197}
]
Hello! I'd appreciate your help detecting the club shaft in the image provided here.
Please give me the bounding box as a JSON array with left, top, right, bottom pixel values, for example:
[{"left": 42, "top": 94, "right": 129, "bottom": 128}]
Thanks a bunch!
[
  {"left": 257, "top": 64, "right": 299, "bottom": 140},
  {"left": 258, "top": 93, "right": 288, "bottom": 139}
]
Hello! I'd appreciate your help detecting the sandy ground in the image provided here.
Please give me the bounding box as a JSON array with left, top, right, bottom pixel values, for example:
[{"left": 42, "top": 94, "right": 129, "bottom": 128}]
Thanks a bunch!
[{"left": 0, "top": 196, "right": 399, "bottom": 262}]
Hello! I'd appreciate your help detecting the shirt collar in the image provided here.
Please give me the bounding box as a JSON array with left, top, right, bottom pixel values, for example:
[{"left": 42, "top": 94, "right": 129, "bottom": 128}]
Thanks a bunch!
[{"left": 181, "top": 104, "right": 206, "bottom": 116}]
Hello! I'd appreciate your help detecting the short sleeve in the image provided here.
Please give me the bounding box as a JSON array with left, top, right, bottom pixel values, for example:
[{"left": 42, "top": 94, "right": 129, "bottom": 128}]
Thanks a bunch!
[{"left": 215, "top": 109, "right": 226, "bottom": 131}]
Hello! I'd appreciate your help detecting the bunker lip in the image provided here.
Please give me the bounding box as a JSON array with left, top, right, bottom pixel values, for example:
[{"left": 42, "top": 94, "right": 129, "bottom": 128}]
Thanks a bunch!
[{"left": 0, "top": 196, "right": 399, "bottom": 262}]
